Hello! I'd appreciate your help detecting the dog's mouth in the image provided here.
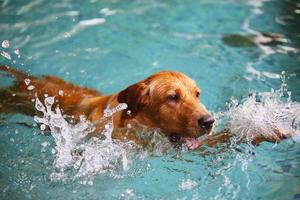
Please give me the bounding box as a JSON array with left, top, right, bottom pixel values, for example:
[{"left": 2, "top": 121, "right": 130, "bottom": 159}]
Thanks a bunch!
[
  {"left": 169, "top": 135, "right": 202, "bottom": 150},
  {"left": 183, "top": 137, "right": 202, "bottom": 150},
  {"left": 169, "top": 126, "right": 214, "bottom": 150}
]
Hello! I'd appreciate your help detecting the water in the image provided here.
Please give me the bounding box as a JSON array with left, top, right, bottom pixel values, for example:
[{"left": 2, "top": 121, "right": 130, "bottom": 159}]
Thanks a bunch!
[{"left": 1, "top": 0, "right": 300, "bottom": 199}]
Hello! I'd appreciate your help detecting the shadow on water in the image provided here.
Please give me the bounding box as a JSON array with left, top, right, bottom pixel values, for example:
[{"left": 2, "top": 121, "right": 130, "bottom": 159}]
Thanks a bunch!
[
  {"left": 222, "top": 0, "right": 300, "bottom": 48},
  {"left": 221, "top": 0, "right": 300, "bottom": 101},
  {"left": 222, "top": 32, "right": 287, "bottom": 47}
]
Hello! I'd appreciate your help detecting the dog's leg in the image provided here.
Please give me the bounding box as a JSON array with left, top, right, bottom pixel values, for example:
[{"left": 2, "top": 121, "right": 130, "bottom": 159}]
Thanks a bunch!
[
  {"left": 0, "top": 66, "right": 37, "bottom": 115},
  {"left": 0, "top": 88, "right": 37, "bottom": 115},
  {"left": 0, "top": 66, "right": 103, "bottom": 118}
]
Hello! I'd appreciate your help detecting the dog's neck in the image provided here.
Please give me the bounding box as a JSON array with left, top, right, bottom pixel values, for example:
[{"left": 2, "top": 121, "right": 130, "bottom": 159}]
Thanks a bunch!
[{"left": 104, "top": 94, "right": 156, "bottom": 131}]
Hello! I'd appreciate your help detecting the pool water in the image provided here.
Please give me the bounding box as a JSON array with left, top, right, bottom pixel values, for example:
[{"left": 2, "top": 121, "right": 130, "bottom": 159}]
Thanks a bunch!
[{"left": 1, "top": 0, "right": 300, "bottom": 199}]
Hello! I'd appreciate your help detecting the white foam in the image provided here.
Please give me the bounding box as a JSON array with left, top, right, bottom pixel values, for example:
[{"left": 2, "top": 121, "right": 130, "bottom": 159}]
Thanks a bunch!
[
  {"left": 179, "top": 179, "right": 198, "bottom": 191},
  {"left": 221, "top": 75, "right": 300, "bottom": 143},
  {"left": 33, "top": 96, "right": 140, "bottom": 182}
]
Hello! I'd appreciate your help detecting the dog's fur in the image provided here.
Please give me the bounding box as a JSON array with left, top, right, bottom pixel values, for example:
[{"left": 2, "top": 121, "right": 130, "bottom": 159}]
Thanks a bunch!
[
  {"left": 0, "top": 66, "right": 212, "bottom": 139},
  {"left": 0, "top": 66, "right": 292, "bottom": 147}
]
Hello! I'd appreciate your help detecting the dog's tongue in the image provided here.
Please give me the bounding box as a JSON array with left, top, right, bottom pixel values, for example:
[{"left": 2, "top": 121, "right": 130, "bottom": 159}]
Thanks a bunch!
[{"left": 183, "top": 137, "right": 201, "bottom": 150}]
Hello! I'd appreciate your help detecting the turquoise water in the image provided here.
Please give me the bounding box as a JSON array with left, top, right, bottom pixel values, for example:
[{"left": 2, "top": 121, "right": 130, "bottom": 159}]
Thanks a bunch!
[{"left": 1, "top": 0, "right": 300, "bottom": 199}]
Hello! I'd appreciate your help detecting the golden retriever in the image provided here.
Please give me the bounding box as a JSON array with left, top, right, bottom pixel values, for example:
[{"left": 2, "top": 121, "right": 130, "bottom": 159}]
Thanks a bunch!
[{"left": 0, "top": 66, "right": 291, "bottom": 149}]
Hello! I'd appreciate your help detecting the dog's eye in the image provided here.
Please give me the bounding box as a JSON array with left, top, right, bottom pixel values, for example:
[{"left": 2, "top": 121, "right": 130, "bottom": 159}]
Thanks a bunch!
[
  {"left": 196, "top": 91, "right": 200, "bottom": 98},
  {"left": 167, "top": 94, "right": 180, "bottom": 102}
]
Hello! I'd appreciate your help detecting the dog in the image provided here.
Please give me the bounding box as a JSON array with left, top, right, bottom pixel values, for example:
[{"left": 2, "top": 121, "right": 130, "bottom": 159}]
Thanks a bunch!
[{"left": 0, "top": 66, "right": 292, "bottom": 149}]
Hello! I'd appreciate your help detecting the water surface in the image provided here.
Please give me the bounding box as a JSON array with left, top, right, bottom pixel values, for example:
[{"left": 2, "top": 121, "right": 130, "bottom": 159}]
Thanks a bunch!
[{"left": 1, "top": 0, "right": 300, "bottom": 199}]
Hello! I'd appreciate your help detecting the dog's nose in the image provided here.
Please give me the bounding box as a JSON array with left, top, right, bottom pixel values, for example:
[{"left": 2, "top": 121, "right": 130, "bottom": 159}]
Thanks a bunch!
[{"left": 198, "top": 115, "right": 215, "bottom": 128}]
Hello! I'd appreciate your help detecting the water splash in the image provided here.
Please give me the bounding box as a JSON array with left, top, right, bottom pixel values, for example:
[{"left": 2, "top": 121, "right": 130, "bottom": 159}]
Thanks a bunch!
[
  {"left": 0, "top": 50, "right": 11, "bottom": 60},
  {"left": 33, "top": 96, "right": 140, "bottom": 183},
  {"left": 1, "top": 39, "right": 22, "bottom": 63},
  {"left": 218, "top": 73, "right": 300, "bottom": 143},
  {"left": 179, "top": 178, "right": 198, "bottom": 191},
  {"left": 31, "top": 75, "right": 300, "bottom": 184}
]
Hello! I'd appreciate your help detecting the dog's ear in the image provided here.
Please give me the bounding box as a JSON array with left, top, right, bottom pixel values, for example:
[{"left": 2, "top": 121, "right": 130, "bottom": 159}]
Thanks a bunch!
[{"left": 117, "top": 81, "right": 150, "bottom": 118}]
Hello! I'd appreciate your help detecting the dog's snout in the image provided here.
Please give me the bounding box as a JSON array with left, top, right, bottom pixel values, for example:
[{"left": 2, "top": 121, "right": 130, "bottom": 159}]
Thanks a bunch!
[{"left": 198, "top": 115, "right": 215, "bottom": 128}]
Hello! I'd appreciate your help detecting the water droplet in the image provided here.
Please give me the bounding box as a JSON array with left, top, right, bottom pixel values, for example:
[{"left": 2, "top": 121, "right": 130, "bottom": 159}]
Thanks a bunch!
[
  {"left": 1, "top": 51, "right": 11, "bottom": 60},
  {"left": 80, "top": 115, "right": 86, "bottom": 121},
  {"left": 51, "top": 148, "right": 56, "bottom": 154},
  {"left": 35, "top": 98, "right": 45, "bottom": 111},
  {"left": 27, "top": 85, "right": 35, "bottom": 90},
  {"left": 2, "top": 40, "right": 9, "bottom": 48},
  {"left": 33, "top": 97, "right": 138, "bottom": 181},
  {"left": 58, "top": 90, "right": 64, "bottom": 96},
  {"left": 14, "top": 49, "right": 20, "bottom": 56},
  {"left": 24, "top": 78, "right": 30, "bottom": 85},
  {"left": 45, "top": 97, "right": 54, "bottom": 108},
  {"left": 41, "top": 141, "right": 49, "bottom": 147},
  {"left": 40, "top": 124, "right": 46, "bottom": 131}
]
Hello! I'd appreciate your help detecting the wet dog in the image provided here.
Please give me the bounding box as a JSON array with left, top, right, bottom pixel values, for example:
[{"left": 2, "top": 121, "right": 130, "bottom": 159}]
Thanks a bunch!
[
  {"left": 0, "top": 66, "right": 292, "bottom": 149},
  {"left": 0, "top": 66, "right": 215, "bottom": 149}
]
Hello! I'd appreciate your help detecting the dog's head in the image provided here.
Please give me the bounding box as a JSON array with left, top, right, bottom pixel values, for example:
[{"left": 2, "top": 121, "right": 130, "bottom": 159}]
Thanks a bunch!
[{"left": 118, "top": 71, "right": 214, "bottom": 141}]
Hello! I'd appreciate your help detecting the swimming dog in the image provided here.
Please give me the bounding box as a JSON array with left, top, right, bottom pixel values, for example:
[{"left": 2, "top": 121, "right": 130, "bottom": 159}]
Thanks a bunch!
[{"left": 0, "top": 66, "right": 292, "bottom": 149}]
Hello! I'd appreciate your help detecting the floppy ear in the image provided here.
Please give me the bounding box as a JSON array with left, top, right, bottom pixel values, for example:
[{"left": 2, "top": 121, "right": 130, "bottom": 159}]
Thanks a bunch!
[{"left": 117, "top": 81, "right": 149, "bottom": 118}]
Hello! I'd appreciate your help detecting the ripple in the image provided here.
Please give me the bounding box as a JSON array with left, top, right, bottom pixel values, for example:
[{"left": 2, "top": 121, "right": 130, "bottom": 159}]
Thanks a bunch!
[
  {"left": 33, "top": 18, "right": 105, "bottom": 48},
  {"left": 100, "top": 8, "right": 117, "bottom": 16},
  {"left": 245, "top": 64, "right": 281, "bottom": 81},
  {"left": 17, "top": 0, "right": 44, "bottom": 15},
  {"left": 173, "top": 32, "right": 203, "bottom": 40},
  {"left": 78, "top": 18, "right": 106, "bottom": 27}
]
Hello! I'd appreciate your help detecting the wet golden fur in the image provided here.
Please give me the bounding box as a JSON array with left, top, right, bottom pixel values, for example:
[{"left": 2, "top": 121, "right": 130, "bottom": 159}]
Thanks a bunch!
[
  {"left": 0, "top": 66, "right": 292, "bottom": 147},
  {"left": 0, "top": 66, "right": 211, "bottom": 140}
]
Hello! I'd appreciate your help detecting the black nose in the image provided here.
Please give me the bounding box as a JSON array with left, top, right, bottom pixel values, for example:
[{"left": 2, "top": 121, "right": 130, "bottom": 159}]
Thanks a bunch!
[{"left": 198, "top": 115, "right": 215, "bottom": 128}]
